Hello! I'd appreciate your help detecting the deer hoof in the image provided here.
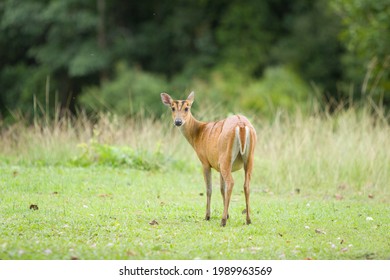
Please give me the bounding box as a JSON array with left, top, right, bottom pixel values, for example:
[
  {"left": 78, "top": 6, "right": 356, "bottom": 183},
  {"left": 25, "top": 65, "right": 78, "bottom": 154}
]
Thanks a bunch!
[
  {"left": 205, "top": 215, "right": 210, "bottom": 221},
  {"left": 246, "top": 218, "right": 252, "bottom": 225},
  {"left": 220, "top": 218, "right": 227, "bottom": 227}
]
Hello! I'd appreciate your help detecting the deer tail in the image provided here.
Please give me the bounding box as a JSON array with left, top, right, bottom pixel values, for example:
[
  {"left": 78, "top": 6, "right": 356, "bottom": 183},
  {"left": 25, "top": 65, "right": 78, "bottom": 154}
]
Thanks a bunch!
[{"left": 236, "top": 125, "right": 250, "bottom": 155}]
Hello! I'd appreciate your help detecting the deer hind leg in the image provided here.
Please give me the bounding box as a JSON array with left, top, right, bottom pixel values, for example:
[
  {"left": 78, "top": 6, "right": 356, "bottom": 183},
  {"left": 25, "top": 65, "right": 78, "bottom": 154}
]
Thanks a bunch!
[
  {"left": 219, "top": 134, "right": 241, "bottom": 227},
  {"left": 220, "top": 167, "right": 234, "bottom": 227},
  {"left": 219, "top": 173, "right": 229, "bottom": 220},
  {"left": 243, "top": 133, "right": 255, "bottom": 225},
  {"left": 220, "top": 145, "right": 238, "bottom": 226},
  {"left": 243, "top": 163, "right": 253, "bottom": 225},
  {"left": 202, "top": 165, "right": 212, "bottom": 221}
]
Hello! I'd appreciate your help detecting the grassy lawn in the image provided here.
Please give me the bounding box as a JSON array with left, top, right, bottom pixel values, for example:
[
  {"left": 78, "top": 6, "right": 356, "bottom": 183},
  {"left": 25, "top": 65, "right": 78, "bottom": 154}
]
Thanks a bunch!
[
  {"left": 0, "top": 108, "right": 389, "bottom": 259},
  {"left": 0, "top": 166, "right": 388, "bottom": 260}
]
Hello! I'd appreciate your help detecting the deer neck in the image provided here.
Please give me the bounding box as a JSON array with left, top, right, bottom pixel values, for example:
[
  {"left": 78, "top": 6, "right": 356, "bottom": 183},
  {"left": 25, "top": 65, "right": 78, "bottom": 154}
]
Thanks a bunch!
[{"left": 180, "top": 114, "right": 204, "bottom": 147}]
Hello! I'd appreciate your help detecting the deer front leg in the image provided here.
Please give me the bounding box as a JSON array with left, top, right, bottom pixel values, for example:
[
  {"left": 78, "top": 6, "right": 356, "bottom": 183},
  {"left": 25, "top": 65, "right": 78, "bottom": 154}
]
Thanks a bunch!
[{"left": 202, "top": 165, "right": 212, "bottom": 221}]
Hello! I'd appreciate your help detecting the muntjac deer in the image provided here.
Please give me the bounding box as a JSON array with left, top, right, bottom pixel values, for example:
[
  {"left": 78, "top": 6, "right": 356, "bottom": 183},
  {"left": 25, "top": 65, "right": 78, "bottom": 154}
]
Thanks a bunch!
[{"left": 161, "top": 91, "right": 257, "bottom": 226}]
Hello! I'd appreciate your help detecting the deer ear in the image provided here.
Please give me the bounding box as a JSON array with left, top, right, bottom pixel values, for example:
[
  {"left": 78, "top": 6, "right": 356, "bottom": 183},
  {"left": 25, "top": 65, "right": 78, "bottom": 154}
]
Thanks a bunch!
[
  {"left": 161, "top": 93, "right": 173, "bottom": 106},
  {"left": 187, "top": 91, "right": 195, "bottom": 104}
]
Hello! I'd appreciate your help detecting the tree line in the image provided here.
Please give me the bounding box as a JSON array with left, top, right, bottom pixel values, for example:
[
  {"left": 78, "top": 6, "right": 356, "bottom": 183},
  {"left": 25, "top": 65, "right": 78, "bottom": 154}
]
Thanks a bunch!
[{"left": 0, "top": 0, "right": 389, "bottom": 119}]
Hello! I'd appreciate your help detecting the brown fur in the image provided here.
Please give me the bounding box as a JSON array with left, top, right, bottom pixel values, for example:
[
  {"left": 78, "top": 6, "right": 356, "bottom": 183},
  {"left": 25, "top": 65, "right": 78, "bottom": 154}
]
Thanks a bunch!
[{"left": 161, "top": 91, "right": 257, "bottom": 226}]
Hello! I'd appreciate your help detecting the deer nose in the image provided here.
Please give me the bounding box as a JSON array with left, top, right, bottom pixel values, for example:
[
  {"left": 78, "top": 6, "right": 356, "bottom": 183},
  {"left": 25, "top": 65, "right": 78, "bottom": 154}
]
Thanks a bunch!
[{"left": 174, "top": 119, "right": 183, "bottom": 127}]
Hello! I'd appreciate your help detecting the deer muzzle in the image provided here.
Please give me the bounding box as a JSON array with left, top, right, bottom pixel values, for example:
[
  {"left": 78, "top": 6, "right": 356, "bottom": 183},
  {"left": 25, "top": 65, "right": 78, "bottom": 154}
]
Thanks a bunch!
[{"left": 174, "top": 118, "right": 183, "bottom": 127}]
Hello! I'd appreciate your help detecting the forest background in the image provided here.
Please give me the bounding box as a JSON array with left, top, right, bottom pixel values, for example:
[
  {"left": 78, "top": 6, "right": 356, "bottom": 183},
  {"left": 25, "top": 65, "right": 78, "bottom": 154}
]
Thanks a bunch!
[
  {"left": 1, "top": 0, "right": 390, "bottom": 261},
  {"left": 1, "top": 0, "right": 389, "bottom": 119}
]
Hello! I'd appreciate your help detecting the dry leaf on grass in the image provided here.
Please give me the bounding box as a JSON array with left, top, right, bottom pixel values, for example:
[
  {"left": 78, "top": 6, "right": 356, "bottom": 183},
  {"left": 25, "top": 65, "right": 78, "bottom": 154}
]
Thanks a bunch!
[
  {"left": 29, "top": 204, "right": 39, "bottom": 210},
  {"left": 315, "top": 229, "right": 326, "bottom": 234}
]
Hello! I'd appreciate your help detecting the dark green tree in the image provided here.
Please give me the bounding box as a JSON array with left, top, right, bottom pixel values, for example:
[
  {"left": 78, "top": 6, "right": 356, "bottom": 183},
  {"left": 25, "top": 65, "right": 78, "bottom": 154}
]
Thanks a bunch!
[
  {"left": 2, "top": 0, "right": 388, "bottom": 119},
  {"left": 331, "top": 0, "right": 390, "bottom": 104},
  {"left": 0, "top": 0, "right": 117, "bottom": 115},
  {"left": 271, "top": 1, "right": 343, "bottom": 96}
]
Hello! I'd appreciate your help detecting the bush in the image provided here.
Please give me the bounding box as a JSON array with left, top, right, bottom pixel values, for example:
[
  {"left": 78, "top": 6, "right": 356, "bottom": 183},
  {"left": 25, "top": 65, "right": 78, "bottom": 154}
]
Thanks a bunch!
[
  {"left": 79, "top": 63, "right": 314, "bottom": 119},
  {"left": 0, "top": 64, "right": 50, "bottom": 117},
  {"left": 240, "top": 66, "right": 313, "bottom": 115},
  {"left": 79, "top": 63, "right": 171, "bottom": 117},
  {"left": 71, "top": 140, "right": 163, "bottom": 171},
  {"left": 186, "top": 65, "right": 313, "bottom": 117}
]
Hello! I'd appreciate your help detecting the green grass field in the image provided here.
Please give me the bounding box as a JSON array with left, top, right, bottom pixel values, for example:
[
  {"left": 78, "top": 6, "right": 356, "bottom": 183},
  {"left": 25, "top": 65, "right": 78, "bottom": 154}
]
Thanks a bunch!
[{"left": 0, "top": 108, "right": 389, "bottom": 259}]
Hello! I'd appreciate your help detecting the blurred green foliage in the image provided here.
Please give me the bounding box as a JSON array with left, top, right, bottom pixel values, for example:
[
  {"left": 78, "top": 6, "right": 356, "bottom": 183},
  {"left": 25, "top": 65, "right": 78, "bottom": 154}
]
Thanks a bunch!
[
  {"left": 0, "top": 0, "right": 389, "bottom": 120},
  {"left": 331, "top": 0, "right": 390, "bottom": 101},
  {"left": 72, "top": 140, "right": 164, "bottom": 171},
  {"left": 240, "top": 66, "right": 312, "bottom": 115},
  {"left": 79, "top": 63, "right": 170, "bottom": 116},
  {"left": 70, "top": 129, "right": 189, "bottom": 171}
]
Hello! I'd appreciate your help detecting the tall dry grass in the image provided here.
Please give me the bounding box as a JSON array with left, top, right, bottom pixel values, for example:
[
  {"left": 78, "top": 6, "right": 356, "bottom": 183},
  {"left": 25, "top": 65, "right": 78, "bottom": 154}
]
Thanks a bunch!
[
  {"left": 0, "top": 112, "right": 186, "bottom": 166},
  {"left": 0, "top": 104, "right": 389, "bottom": 200},
  {"left": 254, "top": 107, "right": 389, "bottom": 200}
]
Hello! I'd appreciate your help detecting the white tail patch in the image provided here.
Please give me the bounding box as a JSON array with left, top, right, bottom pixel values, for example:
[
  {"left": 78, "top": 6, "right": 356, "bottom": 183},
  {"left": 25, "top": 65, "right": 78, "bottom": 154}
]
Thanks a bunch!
[{"left": 235, "top": 125, "right": 250, "bottom": 155}]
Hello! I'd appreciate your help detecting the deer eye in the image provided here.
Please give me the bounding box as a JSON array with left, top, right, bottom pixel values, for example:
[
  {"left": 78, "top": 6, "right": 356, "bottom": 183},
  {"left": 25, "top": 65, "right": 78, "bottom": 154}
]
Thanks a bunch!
[
  {"left": 171, "top": 107, "right": 175, "bottom": 112},
  {"left": 184, "top": 107, "right": 189, "bottom": 112}
]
